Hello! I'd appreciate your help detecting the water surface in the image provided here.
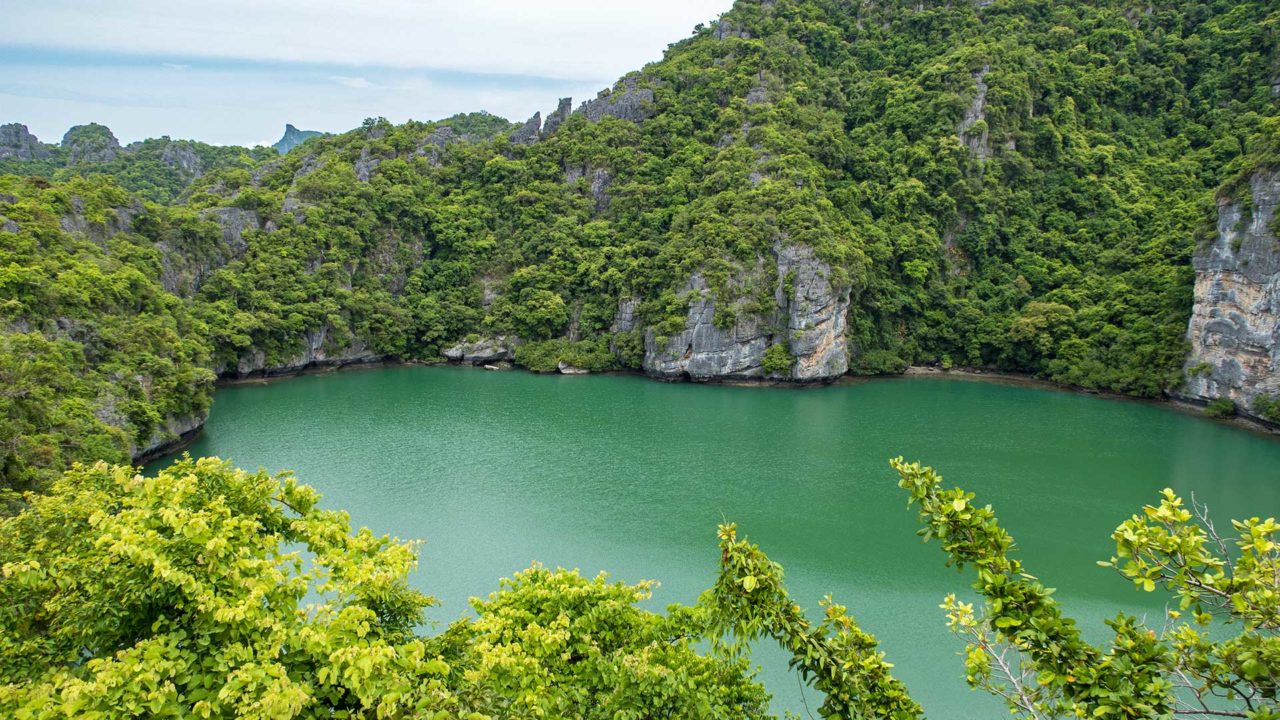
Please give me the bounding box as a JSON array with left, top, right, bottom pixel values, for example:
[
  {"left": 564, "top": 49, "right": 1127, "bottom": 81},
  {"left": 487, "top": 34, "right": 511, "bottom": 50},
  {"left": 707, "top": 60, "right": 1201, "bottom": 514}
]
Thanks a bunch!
[{"left": 152, "top": 367, "right": 1280, "bottom": 716}]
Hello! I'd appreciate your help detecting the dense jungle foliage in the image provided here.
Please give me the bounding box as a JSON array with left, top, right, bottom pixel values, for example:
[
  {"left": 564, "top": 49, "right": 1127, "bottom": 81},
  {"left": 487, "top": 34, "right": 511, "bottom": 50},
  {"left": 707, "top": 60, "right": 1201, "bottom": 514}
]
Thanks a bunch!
[
  {"left": 2, "top": 456, "right": 1276, "bottom": 718},
  {"left": 1, "top": 0, "right": 1278, "bottom": 714},
  {"left": 1, "top": 0, "right": 1277, "bottom": 496}
]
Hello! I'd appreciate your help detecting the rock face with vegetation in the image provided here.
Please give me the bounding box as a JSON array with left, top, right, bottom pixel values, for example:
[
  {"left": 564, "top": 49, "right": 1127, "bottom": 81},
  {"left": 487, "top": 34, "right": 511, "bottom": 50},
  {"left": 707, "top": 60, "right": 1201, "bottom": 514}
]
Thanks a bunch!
[
  {"left": 1184, "top": 170, "right": 1280, "bottom": 421},
  {"left": 0, "top": 123, "right": 50, "bottom": 161},
  {"left": 643, "top": 244, "right": 849, "bottom": 381},
  {"left": 1, "top": 0, "right": 1279, "bottom": 498}
]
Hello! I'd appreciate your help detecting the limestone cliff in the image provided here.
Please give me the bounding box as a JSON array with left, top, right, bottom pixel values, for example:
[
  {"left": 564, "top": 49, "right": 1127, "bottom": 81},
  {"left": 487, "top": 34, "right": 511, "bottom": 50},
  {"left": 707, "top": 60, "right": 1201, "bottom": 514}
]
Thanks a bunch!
[
  {"left": 0, "top": 123, "right": 51, "bottom": 160},
  {"left": 273, "top": 124, "right": 324, "bottom": 154},
  {"left": 221, "top": 324, "right": 383, "bottom": 379},
  {"left": 1183, "top": 171, "right": 1280, "bottom": 420},
  {"left": 643, "top": 244, "right": 850, "bottom": 382}
]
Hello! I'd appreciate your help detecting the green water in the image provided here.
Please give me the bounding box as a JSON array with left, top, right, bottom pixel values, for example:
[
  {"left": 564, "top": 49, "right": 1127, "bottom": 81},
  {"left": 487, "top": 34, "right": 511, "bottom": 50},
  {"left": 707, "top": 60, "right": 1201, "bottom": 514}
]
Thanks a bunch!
[{"left": 151, "top": 366, "right": 1280, "bottom": 717}]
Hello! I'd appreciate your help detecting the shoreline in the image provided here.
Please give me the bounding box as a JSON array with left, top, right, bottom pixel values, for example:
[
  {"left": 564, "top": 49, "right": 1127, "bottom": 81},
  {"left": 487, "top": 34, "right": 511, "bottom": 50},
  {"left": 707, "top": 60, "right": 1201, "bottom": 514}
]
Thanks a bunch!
[
  {"left": 901, "top": 365, "right": 1280, "bottom": 438},
  {"left": 137, "top": 359, "right": 1275, "bottom": 468}
]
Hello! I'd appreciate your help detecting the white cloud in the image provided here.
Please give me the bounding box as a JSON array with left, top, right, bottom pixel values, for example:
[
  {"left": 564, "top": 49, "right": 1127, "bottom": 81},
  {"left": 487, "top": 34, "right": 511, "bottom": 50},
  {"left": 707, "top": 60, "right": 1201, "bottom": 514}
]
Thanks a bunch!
[
  {"left": 329, "top": 75, "right": 377, "bottom": 89},
  {"left": 2, "top": 0, "right": 732, "bottom": 81},
  {"left": 0, "top": 1, "right": 735, "bottom": 145}
]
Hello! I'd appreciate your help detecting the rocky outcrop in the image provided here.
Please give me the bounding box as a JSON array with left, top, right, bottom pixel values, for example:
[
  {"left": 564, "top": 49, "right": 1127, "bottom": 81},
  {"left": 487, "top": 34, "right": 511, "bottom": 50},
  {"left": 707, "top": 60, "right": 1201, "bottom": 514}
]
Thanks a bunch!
[
  {"left": 132, "top": 412, "right": 206, "bottom": 462},
  {"left": 959, "top": 65, "right": 991, "bottom": 163},
  {"left": 510, "top": 113, "right": 542, "bottom": 145},
  {"left": 576, "top": 77, "right": 655, "bottom": 124},
  {"left": 612, "top": 298, "right": 640, "bottom": 332},
  {"left": 416, "top": 126, "right": 459, "bottom": 165},
  {"left": 223, "top": 325, "right": 382, "bottom": 378},
  {"left": 0, "top": 123, "right": 51, "bottom": 160},
  {"left": 62, "top": 124, "right": 120, "bottom": 164},
  {"left": 443, "top": 337, "right": 517, "bottom": 365},
  {"left": 160, "top": 141, "right": 203, "bottom": 175},
  {"left": 643, "top": 244, "right": 850, "bottom": 382},
  {"left": 713, "top": 19, "right": 751, "bottom": 39},
  {"left": 0, "top": 216, "right": 17, "bottom": 234},
  {"left": 543, "top": 98, "right": 573, "bottom": 136},
  {"left": 1183, "top": 171, "right": 1280, "bottom": 419},
  {"left": 778, "top": 244, "right": 851, "bottom": 380},
  {"left": 354, "top": 147, "right": 380, "bottom": 182},
  {"left": 157, "top": 207, "right": 261, "bottom": 295},
  {"left": 273, "top": 124, "right": 323, "bottom": 154},
  {"left": 566, "top": 165, "right": 611, "bottom": 212},
  {"left": 57, "top": 196, "right": 143, "bottom": 246}
]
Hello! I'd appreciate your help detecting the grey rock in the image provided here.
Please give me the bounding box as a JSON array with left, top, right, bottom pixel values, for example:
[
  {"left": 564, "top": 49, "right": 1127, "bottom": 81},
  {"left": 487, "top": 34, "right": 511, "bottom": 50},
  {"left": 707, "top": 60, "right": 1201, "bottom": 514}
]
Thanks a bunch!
[
  {"left": 0, "top": 216, "right": 16, "bottom": 233},
  {"left": 443, "top": 337, "right": 517, "bottom": 365},
  {"left": 543, "top": 97, "right": 573, "bottom": 136},
  {"left": 160, "top": 141, "right": 203, "bottom": 175},
  {"left": 294, "top": 154, "right": 325, "bottom": 181},
  {"left": 612, "top": 297, "right": 640, "bottom": 332},
  {"left": 62, "top": 123, "right": 120, "bottom": 164},
  {"left": 226, "top": 324, "right": 381, "bottom": 378},
  {"left": 205, "top": 207, "right": 260, "bottom": 254},
  {"left": 56, "top": 196, "right": 142, "bottom": 245},
  {"left": 250, "top": 158, "right": 284, "bottom": 187},
  {"left": 566, "top": 165, "right": 612, "bottom": 212},
  {"left": 576, "top": 77, "right": 655, "bottom": 124},
  {"left": 958, "top": 65, "right": 991, "bottom": 163},
  {"left": 157, "top": 207, "right": 260, "bottom": 294},
  {"left": 354, "top": 147, "right": 380, "bottom": 182},
  {"left": 0, "top": 193, "right": 16, "bottom": 204},
  {"left": 643, "top": 244, "right": 850, "bottom": 382},
  {"left": 557, "top": 361, "right": 590, "bottom": 375},
  {"left": 132, "top": 411, "right": 206, "bottom": 462},
  {"left": 415, "top": 126, "right": 459, "bottom": 165},
  {"left": 713, "top": 19, "right": 751, "bottom": 39},
  {"left": 777, "top": 244, "right": 850, "bottom": 380},
  {"left": 0, "top": 123, "right": 51, "bottom": 160},
  {"left": 510, "top": 112, "right": 542, "bottom": 145},
  {"left": 1183, "top": 171, "right": 1280, "bottom": 419},
  {"left": 273, "top": 124, "right": 323, "bottom": 154}
]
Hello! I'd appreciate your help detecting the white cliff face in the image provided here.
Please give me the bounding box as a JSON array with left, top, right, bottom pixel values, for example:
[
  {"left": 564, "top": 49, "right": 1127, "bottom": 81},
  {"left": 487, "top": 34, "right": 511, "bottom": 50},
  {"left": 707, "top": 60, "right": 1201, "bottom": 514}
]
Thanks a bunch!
[
  {"left": 1183, "top": 171, "right": 1280, "bottom": 418},
  {"left": 643, "top": 244, "right": 851, "bottom": 382}
]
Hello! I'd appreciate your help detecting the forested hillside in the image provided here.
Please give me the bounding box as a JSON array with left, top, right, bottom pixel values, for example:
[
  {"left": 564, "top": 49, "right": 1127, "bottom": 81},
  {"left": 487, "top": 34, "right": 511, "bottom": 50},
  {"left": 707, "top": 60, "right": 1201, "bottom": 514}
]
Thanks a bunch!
[{"left": 1, "top": 0, "right": 1278, "bottom": 498}]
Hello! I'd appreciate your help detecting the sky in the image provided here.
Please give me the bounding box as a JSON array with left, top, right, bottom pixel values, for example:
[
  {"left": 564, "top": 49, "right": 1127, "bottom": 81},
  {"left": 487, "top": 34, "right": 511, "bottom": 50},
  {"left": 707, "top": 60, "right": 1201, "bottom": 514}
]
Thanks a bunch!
[{"left": 0, "top": 0, "right": 732, "bottom": 147}]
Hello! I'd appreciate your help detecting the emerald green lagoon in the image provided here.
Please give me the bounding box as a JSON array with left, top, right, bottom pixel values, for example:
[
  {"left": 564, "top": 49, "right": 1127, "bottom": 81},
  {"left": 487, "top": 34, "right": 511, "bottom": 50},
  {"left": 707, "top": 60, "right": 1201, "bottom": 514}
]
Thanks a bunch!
[{"left": 152, "top": 367, "right": 1280, "bottom": 716}]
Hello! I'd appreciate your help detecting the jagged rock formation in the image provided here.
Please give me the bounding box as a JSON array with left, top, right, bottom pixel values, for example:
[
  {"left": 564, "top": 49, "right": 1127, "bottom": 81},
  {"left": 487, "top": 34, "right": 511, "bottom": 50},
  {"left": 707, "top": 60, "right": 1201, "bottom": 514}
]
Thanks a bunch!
[
  {"left": 56, "top": 195, "right": 143, "bottom": 245},
  {"left": 157, "top": 207, "right": 261, "bottom": 295},
  {"left": 565, "top": 165, "right": 611, "bottom": 212},
  {"left": 159, "top": 141, "right": 203, "bottom": 175},
  {"left": 273, "top": 124, "right": 323, "bottom": 154},
  {"left": 576, "top": 77, "right": 655, "bottom": 124},
  {"left": 443, "top": 338, "right": 517, "bottom": 365},
  {"left": 959, "top": 65, "right": 991, "bottom": 163},
  {"left": 1183, "top": 171, "right": 1280, "bottom": 419},
  {"left": 0, "top": 123, "right": 51, "bottom": 160},
  {"left": 510, "top": 113, "right": 542, "bottom": 145},
  {"left": 416, "top": 126, "right": 459, "bottom": 165},
  {"left": 134, "top": 412, "right": 206, "bottom": 462},
  {"left": 223, "top": 325, "right": 382, "bottom": 378},
  {"left": 543, "top": 98, "right": 573, "bottom": 136},
  {"left": 713, "top": 19, "right": 751, "bottom": 39},
  {"left": 62, "top": 124, "right": 120, "bottom": 164},
  {"left": 643, "top": 245, "right": 850, "bottom": 382}
]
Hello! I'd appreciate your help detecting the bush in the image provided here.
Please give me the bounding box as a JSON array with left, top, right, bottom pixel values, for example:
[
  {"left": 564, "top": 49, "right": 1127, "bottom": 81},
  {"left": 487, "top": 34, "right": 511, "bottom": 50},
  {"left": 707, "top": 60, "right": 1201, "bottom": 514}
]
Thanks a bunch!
[
  {"left": 514, "top": 338, "right": 618, "bottom": 373},
  {"left": 762, "top": 343, "right": 793, "bottom": 377},
  {"left": 1205, "top": 397, "right": 1237, "bottom": 418},
  {"left": 1251, "top": 393, "right": 1280, "bottom": 423}
]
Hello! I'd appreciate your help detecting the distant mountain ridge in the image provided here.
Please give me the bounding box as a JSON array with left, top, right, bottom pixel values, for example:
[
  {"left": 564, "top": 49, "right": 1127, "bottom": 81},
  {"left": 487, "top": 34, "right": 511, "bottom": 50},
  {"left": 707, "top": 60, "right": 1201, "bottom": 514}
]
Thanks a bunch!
[
  {"left": 0, "top": 121, "right": 273, "bottom": 202},
  {"left": 272, "top": 124, "right": 324, "bottom": 154}
]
